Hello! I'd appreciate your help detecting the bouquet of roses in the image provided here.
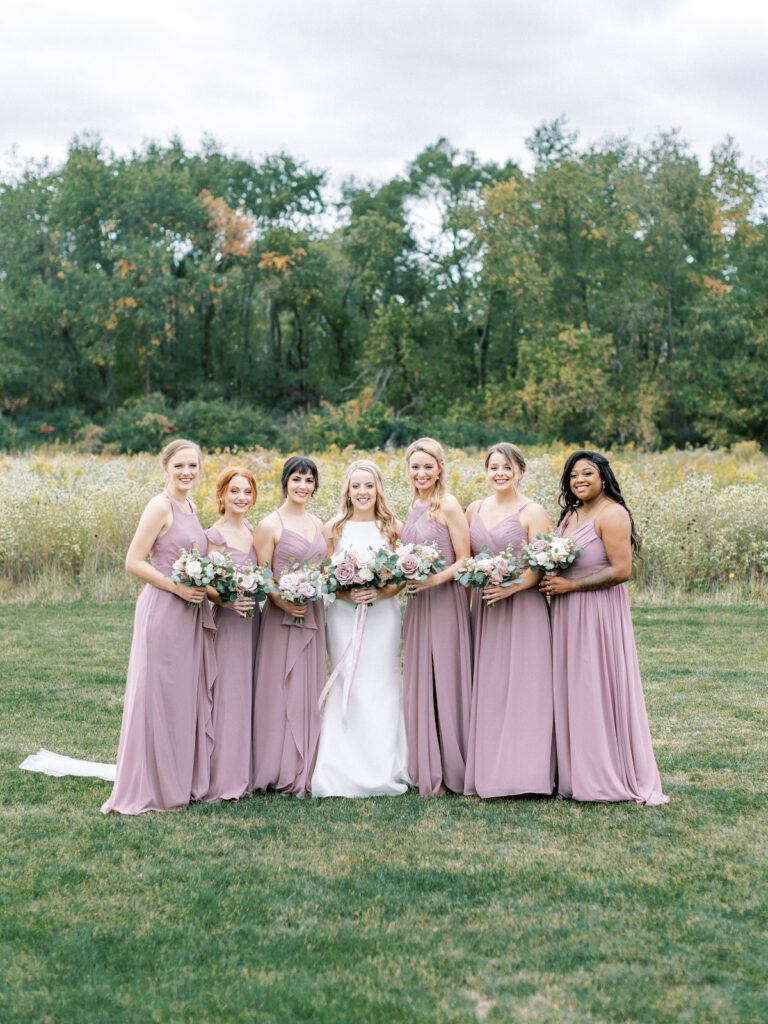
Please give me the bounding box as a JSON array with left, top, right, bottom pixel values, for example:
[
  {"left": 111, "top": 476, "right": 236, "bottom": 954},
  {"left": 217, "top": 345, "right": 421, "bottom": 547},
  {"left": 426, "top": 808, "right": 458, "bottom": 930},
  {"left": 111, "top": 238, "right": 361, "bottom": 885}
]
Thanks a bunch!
[
  {"left": 277, "top": 559, "right": 331, "bottom": 624},
  {"left": 215, "top": 560, "right": 274, "bottom": 617},
  {"left": 522, "top": 533, "right": 582, "bottom": 573},
  {"left": 454, "top": 544, "right": 523, "bottom": 591},
  {"left": 325, "top": 545, "right": 400, "bottom": 599},
  {"left": 391, "top": 542, "right": 446, "bottom": 593},
  {"left": 171, "top": 544, "right": 220, "bottom": 593}
]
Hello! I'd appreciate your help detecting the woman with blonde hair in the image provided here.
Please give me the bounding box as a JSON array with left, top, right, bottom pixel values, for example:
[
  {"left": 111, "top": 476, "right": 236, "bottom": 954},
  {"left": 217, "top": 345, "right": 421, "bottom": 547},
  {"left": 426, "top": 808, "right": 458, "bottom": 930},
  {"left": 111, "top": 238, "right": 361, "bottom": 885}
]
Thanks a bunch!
[
  {"left": 400, "top": 438, "right": 472, "bottom": 795},
  {"left": 102, "top": 438, "right": 216, "bottom": 815},
  {"left": 464, "top": 443, "right": 555, "bottom": 798},
  {"left": 204, "top": 465, "right": 259, "bottom": 801},
  {"left": 312, "top": 460, "right": 410, "bottom": 797}
]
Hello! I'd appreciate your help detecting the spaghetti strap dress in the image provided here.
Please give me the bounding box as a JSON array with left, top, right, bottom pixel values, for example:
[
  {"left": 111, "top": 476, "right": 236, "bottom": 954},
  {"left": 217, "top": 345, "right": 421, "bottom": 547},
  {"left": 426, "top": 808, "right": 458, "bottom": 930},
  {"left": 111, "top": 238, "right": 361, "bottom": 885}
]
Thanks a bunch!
[
  {"left": 550, "top": 519, "right": 668, "bottom": 805},
  {"left": 401, "top": 503, "right": 472, "bottom": 795},
  {"left": 204, "top": 523, "right": 260, "bottom": 801},
  {"left": 101, "top": 497, "right": 216, "bottom": 814},
  {"left": 464, "top": 503, "right": 555, "bottom": 797},
  {"left": 250, "top": 521, "right": 327, "bottom": 796}
]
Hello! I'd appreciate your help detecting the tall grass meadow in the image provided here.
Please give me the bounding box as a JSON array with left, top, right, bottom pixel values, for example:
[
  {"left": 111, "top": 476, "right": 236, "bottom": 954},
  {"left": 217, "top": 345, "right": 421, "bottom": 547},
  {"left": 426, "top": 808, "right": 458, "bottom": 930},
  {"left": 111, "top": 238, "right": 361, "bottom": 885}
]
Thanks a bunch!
[{"left": 1, "top": 442, "right": 766, "bottom": 601}]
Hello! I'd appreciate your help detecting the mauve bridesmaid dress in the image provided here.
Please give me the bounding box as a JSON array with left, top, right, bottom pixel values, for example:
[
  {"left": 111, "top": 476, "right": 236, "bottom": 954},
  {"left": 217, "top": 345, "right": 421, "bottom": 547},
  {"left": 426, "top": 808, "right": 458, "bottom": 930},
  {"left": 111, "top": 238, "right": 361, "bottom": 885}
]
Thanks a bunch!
[
  {"left": 550, "top": 519, "right": 668, "bottom": 805},
  {"left": 101, "top": 497, "right": 216, "bottom": 815},
  {"left": 464, "top": 503, "right": 555, "bottom": 797},
  {"left": 250, "top": 523, "right": 326, "bottom": 796},
  {"left": 204, "top": 523, "right": 260, "bottom": 802},
  {"left": 401, "top": 504, "right": 472, "bottom": 795}
]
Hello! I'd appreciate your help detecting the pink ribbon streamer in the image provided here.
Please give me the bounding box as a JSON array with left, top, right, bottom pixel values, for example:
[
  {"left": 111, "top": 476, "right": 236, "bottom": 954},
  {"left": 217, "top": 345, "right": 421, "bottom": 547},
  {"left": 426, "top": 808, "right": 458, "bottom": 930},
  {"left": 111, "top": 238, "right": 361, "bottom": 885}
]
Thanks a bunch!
[{"left": 317, "top": 602, "right": 369, "bottom": 716}]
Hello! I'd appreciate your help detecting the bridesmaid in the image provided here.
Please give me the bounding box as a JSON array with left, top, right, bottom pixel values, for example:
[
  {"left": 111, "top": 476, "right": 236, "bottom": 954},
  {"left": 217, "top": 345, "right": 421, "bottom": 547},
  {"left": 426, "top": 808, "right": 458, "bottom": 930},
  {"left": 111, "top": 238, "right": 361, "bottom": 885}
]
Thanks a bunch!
[
  {"left": 401, "top": 437, "right": 472, "bottom": 795},
  {"left": 251, "top": 456, "right": 326, "bottom": 796},
  {"left": 101, "top": 438, "right": 216, "bottom": 815},
  {"left": 204, "top": 466, "right": 259, "bottom": 802},
  {"left": 464, "top": 443, "right": 555, "bottom": 798},
  {"left": 541, "top": 450, "right": 668, "bottom": 805}
]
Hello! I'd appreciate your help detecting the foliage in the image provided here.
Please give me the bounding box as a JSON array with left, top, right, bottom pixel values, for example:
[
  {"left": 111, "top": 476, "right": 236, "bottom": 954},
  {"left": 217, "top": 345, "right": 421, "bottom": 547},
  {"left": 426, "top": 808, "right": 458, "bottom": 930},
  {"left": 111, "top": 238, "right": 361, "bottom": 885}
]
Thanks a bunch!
[
  {"left": 1, "top": 446, "right": 767, "bottom": 602},
  {"left": 2, "top": 126, "right": 768, "bottom": 450},
  {"left": 2, "top": 603, "right": 767, "bottom": 1022}
]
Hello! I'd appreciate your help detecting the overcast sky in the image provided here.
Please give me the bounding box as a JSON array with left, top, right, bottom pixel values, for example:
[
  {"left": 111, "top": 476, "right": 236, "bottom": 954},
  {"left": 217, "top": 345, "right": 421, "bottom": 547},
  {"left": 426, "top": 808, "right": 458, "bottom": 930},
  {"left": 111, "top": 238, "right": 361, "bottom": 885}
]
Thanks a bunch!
[{"left": 1, "top": 0, "right": 766, "bottom": 185}]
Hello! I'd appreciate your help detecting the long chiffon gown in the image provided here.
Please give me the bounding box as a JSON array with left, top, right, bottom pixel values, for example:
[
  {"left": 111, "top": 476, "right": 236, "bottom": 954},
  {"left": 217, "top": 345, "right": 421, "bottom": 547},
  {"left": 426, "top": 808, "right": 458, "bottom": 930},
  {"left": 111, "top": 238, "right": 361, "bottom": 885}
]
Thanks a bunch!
[
  {"left": 312, "top": 521, "right": 410, "bottom": 797},
  {"left": 464, "top": 503, "right": 555, "bottom": 797},
  {"left": 101, "top": 497, "right": 216, "bottom": 815},
  {"left": 401, "top": 503, "right": 472, "bottom": 795},
  {"left": 550, "top": 519, "right": 668, "bottom": 805},
  {"left": 204, "top": 524, "right": 260, "bottom": 802},
  {"left": 250, "top": 521, "right": 326, "bottom": 796}
]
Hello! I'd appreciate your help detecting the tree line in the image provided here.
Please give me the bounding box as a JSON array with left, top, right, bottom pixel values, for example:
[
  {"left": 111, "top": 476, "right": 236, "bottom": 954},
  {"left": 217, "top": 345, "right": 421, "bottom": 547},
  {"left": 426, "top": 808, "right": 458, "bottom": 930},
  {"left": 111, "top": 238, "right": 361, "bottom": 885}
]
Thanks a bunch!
[{"left": 1, "top": 119, "right": 766, "bottom": 451}]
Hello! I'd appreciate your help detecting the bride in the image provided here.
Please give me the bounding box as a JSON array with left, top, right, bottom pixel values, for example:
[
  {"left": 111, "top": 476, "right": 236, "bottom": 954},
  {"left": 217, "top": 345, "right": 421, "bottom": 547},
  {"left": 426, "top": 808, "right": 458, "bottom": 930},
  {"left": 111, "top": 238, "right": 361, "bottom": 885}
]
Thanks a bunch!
[{"left": 311, "top": 460, "right": 411, "bottom": 798}]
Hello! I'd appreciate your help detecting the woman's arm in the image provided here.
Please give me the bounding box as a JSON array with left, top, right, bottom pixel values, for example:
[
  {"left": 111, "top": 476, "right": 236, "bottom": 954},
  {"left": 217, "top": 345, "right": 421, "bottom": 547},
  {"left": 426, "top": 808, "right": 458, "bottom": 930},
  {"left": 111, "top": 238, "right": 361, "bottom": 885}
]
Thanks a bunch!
[{"left": 255, "top": 514, "right": 307, "bottom": 618}]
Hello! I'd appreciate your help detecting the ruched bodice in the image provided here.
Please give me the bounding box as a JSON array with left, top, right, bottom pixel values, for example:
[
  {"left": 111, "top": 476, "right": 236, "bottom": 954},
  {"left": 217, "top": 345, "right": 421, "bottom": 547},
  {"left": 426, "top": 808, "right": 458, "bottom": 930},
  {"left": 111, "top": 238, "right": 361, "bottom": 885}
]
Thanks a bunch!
[
  {"left": 205, "top": 524, "right": 256, "bottom": 567},
  {"left": 400, "top": 504, "right": 455, "bottom": 562},
  {"left": 470, "top": 503, "right": 529, "bottom": 558},
  {"left": 556, "top": 519, "right": 608, "bottom": 577},
  {"left": 272, "top": 524, "right": 326, "bottom": 576},
  {"left": 151, "top": 497, "right": 208, "bottom": 575}
]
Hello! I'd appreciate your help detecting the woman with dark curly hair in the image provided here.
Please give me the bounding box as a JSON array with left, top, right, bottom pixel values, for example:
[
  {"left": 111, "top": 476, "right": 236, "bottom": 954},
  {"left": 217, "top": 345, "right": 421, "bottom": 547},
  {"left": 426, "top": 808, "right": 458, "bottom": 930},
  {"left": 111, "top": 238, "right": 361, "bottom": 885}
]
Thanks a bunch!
[{"left": 540, "top": 450, "right": 668, "bottom": 805}]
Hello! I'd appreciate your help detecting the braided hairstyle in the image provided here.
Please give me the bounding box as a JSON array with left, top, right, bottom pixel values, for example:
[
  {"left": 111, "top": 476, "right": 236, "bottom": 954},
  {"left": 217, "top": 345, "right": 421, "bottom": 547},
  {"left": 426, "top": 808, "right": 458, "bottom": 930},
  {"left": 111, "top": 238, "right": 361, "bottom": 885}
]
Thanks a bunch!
[{"left": 557, "top": 450, "right": 640, "bottom": 555}]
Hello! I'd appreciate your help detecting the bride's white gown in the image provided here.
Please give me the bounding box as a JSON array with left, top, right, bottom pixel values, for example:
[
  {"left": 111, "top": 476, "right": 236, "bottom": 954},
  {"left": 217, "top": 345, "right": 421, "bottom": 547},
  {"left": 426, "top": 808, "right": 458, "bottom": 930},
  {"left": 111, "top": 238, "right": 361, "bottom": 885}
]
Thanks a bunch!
[{"left": 312, "top": 521, "right": 410, "bottom": 797}]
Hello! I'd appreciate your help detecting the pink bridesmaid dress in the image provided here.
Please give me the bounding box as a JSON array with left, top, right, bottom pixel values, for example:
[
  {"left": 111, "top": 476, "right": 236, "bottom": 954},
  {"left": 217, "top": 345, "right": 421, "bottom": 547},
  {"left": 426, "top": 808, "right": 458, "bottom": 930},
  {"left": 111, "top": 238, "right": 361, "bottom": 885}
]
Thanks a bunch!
[
  {"left": 401, "top": 504, "right": 472, "bottom": 795},
  {"left": 204, "top": 524, "right": 260, "bottom": 802},
  {"left": 250, "top": 520, "right": 326, "bottom": 796},
  {"left": 464, "top": 503, "right": 555, "bottom": 797},
  {"left": 550, "top": 520, "right": 669, "bottom": 805},
  {"left": 101, "top": 497, "right": 216, "bottom": 815}
]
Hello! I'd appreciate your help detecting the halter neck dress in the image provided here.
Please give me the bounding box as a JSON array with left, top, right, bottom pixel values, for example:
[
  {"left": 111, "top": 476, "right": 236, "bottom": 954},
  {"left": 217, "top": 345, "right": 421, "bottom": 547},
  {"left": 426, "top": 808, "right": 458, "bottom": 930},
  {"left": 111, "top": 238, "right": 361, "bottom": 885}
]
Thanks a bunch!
[
  {"left": 204, "top": 522, "right": 260, "bottom": 802},
  {"left": 401, "top": 503, "right": 472, "bottom": 795},
  {"left": 464, "top": 502, "right": 555, "bottom": 797},
  {"left": 550, "top": 517, "right": 668, "bottom": 805},
  {"left": 251, "top": 517, "right": 327, "bottom": 796},
  {"left": 101, "top": 496, "right": 216, "bottom": 815}
]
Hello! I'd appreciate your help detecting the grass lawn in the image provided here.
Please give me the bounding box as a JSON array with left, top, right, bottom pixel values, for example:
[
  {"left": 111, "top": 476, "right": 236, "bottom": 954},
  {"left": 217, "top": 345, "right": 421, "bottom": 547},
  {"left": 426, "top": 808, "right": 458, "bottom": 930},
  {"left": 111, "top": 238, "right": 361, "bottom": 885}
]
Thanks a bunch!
[{"left": 1, "top": 603, "right": 766, "bottom": 1024}]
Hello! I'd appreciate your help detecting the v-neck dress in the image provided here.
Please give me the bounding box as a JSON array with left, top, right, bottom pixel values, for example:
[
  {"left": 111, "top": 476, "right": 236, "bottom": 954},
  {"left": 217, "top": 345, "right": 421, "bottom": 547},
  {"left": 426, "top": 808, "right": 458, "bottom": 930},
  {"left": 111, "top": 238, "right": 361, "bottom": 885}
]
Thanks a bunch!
[
  {"left": 550, "top": 519, "right": 668, "bottom": 805},
  {"left": 401, "top": 503, "right": 472, "bottom": 795},
  {"left": 464, "top": 504, "right": 555, "bottom": 797},
  {"left": 250, "top": 522, "right": 327, "bottom": 796}
]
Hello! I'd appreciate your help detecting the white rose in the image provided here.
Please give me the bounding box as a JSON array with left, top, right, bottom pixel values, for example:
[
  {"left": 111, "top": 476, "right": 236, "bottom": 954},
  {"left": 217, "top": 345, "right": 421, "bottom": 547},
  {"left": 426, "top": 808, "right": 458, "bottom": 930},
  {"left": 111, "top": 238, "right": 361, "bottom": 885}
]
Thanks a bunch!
[
  {"left": 186, "top": 559, "right": 202, "bottom": 578},
  {"left": 475, "top": 557, "right": 495, "bottom": 573}
]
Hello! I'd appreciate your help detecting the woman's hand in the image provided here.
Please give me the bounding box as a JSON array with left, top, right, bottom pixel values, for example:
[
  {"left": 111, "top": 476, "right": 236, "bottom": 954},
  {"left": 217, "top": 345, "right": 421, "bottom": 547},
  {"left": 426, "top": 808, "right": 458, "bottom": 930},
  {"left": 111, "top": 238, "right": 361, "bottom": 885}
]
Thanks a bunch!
[
  {"left": 273, "top": 596, "right": 307, "bottom": 618},
  {"left": 352, "top": 586, "right": 379, "bottom": 605},
  {"left": 406, "top": 576, "right": 438, "bottom": 596},
  {"left": 539, "top": 574, "right": 573, "bottom": 597},
  {"left": 482, "top": 583, "right": 517, "bottom": 606},
  {"left": 174, "top": 582, "right": 206, "bottom": 605},
  {"left": 230, "top": 594, "right": 256, "bottom": 617}
]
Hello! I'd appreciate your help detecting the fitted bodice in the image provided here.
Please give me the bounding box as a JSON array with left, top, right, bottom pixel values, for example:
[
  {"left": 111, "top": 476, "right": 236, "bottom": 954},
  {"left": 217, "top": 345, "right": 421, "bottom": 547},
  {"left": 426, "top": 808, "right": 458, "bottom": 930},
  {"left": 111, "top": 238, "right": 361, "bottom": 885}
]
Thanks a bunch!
[
  {"left": 556, "top": 519, "right": 609, "bottom": 578},
  {"left": 335, "top": 519, "right": 389, "bottom": 552},
  {"left": 205, "top": 524, "right": 256, "bottom": 568},
  {"left": 272, "top": 521, "right": 326, "bottom": 576},
  {"left": 401, "top": 504, "right": 455, "bottom": 562},
  {"left": 470, "top": 502, "right": 530, "bottom": 557},
  {"left": 150, "top": 497, "right": 208, "bottom": 575}
]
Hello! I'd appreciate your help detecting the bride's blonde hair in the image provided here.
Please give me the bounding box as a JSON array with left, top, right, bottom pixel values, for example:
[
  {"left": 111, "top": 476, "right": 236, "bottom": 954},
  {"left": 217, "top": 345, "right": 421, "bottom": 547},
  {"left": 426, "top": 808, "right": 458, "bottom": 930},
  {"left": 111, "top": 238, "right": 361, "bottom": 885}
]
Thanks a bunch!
[
  {"left": 405, "top": 437, "right": 447, "bottom": 520},
  {"left": 329, "top": 460, "right": 400, "bottom": 547}
]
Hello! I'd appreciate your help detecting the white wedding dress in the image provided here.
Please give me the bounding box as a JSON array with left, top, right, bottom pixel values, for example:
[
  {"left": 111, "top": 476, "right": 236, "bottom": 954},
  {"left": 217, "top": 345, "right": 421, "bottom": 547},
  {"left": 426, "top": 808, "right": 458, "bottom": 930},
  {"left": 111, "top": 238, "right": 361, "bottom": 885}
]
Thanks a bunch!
[{"left": 312, "top": 520, "right": 410, "bottom": 797}]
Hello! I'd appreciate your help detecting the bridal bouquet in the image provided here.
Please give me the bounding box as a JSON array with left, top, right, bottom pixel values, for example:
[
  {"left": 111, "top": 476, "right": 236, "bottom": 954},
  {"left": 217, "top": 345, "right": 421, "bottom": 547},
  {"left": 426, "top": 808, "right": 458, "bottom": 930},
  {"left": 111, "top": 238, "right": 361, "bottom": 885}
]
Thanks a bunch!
[
  {"left": 454, "top": 544, "right": 522, "bottom": 590},
  {"left": 391, "top": 542, "right": 446, "bottom": 592},
  {"left": 171, "top": 544, "right": 220, "bottom": 591},
  {"left": 277, "top": 559, "right": 331, "bottom": 624},
  {"left": 325, "top": 545, "right": 399, "bottom": 598},
  {"left": 523, "top": 533, "right": 582, "bottom": 573},
  {"left": 215, "top": 560, "right": 274, "bottom": 617}
]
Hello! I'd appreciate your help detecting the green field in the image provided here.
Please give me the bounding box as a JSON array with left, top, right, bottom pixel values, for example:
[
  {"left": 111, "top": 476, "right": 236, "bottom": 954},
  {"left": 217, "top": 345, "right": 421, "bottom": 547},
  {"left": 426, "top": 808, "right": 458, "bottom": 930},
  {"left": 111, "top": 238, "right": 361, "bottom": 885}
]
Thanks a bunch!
[{"left": 1, "top": 603, "right": 766, "bottom": 1023}]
